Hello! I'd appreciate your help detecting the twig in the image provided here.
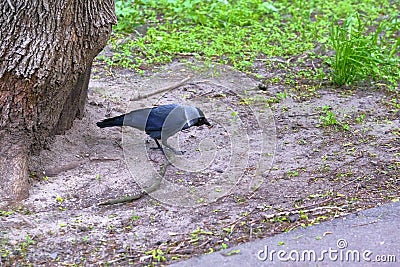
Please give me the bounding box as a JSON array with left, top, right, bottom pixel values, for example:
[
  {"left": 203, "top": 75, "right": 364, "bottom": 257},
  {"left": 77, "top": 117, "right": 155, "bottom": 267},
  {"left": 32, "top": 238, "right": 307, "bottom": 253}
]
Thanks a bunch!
[
  {"left": 190, "top": 80, "right": 211, "bottom": 84},
  {"left": 338, "top": 176, "right": 364, "bottom": 190},
  {"left": 16, "top": 214, "right": 37, "bottom": 228},
  {"left": 129, "top": 76, "right": 192, "bottom": 102},
  {"left": 97, "top": 192, "right": 144, "bottom": 206},
  {"left": 223, "top": 208, "right": 257, "bottom": 228},
  {"left": 292, "top": 196, "right": 345, "bottom": 211},
  {"left": 7, "top": 0, "right": 15, "bottom": 12},
  {"left": 89, "top": 157, "right": 120, "bottom": 162},
  {"left": 103, "top": 256, "right": 136, "bottom": 264},
  {"left": 287, "top": 112, "right": 320, "bottom": 117},
  {"left": 352, "top": 219, "right": 379, "bottom": 227},
  {"left": 175, "top": 52, "right": 199, "bottom": 57},
  {"left": 170, "top": 241, "right": 186, "bottom": 253},
  {"left": 387, "top": 146, "right": 400, "bottom": 152},
  {"left": 198, "top": 238, "right": 211, "bottom": 248},
  {"left": 264, "top": 206, "right": 343, "bottom": 220}
]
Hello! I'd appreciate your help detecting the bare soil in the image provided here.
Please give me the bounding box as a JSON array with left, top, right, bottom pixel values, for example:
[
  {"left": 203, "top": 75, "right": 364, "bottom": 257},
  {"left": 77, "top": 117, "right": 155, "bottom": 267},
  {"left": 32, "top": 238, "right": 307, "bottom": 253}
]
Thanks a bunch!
[{"left": 1, "top": 60, "right": 399, "bottom": 266}]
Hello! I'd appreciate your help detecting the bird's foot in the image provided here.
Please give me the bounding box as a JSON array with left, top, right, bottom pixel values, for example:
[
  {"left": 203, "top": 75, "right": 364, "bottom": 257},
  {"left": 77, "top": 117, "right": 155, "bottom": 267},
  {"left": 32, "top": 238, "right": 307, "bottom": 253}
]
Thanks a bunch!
[
  {"left": 150, "top": 146, "right": 163, "bottom": 151},
  {"left": 149, "top": 146, "right": 185, "bottom": 155},
  {"left": 164, "top": 146, "right": 185, "bottom": 155}
]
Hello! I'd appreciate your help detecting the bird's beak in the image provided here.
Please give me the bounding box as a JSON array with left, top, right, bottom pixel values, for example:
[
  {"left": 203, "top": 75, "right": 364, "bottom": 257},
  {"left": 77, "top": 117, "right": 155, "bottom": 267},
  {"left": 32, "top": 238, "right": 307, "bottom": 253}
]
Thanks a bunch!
[{"left": 204, "top": 119, "right": 211, "bottom": 127}]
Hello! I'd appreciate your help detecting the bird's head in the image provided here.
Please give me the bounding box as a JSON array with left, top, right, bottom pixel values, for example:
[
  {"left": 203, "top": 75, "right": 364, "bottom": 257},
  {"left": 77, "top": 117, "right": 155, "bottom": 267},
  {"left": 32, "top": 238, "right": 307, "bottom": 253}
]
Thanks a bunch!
[
  {"left": 183, "top": 106, "right": 212, "bottom": 128},
  {"left": 195, "top": 116, "right": 211, "bottom": 127},
  {"left": 194, "top": 107, "right": 211, "bottom": 127}
]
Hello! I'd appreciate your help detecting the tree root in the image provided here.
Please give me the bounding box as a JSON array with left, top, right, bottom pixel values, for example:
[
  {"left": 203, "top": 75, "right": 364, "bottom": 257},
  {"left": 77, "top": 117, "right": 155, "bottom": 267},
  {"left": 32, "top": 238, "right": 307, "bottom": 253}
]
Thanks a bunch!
[
  {"left": 43, "top": 157, "right": 120, "bottom": 177},
  {"left": 0, "top": 140, "right": 30, "bottom": 208},
  {"left": 98, "top": 161, "right": 171, "bottom": 206}
]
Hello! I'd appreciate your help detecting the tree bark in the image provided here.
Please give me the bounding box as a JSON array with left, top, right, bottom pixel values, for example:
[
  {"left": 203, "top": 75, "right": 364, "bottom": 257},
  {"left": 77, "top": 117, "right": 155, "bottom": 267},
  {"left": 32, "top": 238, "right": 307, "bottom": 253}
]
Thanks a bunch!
[{"left": 0, "top": 0, "right": 116, "bottom": 206}]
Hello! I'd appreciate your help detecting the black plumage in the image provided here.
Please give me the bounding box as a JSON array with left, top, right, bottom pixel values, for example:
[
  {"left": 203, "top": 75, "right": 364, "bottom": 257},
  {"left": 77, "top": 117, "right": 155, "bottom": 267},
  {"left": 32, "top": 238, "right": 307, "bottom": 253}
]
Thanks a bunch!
[{"left": 97, "top": 103, "right": 210, "bottom": 153}]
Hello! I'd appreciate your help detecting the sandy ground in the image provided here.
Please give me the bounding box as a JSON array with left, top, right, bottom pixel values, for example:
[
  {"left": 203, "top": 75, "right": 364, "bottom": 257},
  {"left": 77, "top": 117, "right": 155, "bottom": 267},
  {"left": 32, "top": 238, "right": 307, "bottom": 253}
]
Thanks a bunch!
[{"left": 1, "top": 61, "right": 399, "bottom": 266}]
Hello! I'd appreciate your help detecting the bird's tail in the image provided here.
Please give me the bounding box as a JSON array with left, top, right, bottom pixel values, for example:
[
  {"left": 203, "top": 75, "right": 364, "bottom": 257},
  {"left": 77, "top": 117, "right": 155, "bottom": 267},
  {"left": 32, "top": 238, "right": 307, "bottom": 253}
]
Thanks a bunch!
[{"left": 96, "top": 114, "right": 125, "bottom": 128}]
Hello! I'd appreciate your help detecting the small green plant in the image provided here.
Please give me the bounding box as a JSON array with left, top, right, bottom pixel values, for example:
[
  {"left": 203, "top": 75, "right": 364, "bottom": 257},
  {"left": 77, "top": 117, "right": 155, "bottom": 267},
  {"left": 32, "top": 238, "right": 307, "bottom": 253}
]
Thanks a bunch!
[
  {"left": 189, "top": 227, "right": 214, "bottom": 245},
  {"left": 320, "top": 111, "right": 338, "bottom": 127},
  {"left": 146, "top": 248, "right": 167, "bottom": 262},
  {"left": 319, "top": 106, "right": 351, "bottom": 131},
  {"left": 55, "top": 195, "right": 64, "bottom": 203},
  {"left": 265, "top": 91, "right": 289, "bottom": 105},
  {"left": 299, "top": 210, "right": 308, "bottom": 220},
  {"left": 276, "top": 91, "right": 287, "bottom": 101},
  {"left": 82, "top": 236, "right": 89, "bottom": 243},
  {"left": 269, "top": 216, "right": 289, "bottom": 223},
  {"left": 222, "top": 226, "right": 233, "bottom": 234},
  {"left": 230, "top": 110, "right": 239, "bottom": 121},
  {"left": 287, "top": 170, "right": 299, "bottom": 177},
  {"left": 355, "top": 113, "right": 366, "bottom": 123},
  {"left": 131, "top": 212, "right": 140, "bottom": 221},
  {"left": 329, "top": 13, "right": 400, "bottom": 88},
  {"left": 390, "top": 99, "right": 400, "bottom": 111},
  {"left": 20, "top": 235, "right": 35, "bottom": 253},
  {"left": 0, "top": 210, "right": 14, "bottom": 217},
  {"left": 55, "top": 195, "right": 67, "bottom": 211},
  {"left": 342, "top": 123, "right": 350, "bottom": 131},
  {"left": 191, "top": 227, "right": 213, "bottom": 237}
]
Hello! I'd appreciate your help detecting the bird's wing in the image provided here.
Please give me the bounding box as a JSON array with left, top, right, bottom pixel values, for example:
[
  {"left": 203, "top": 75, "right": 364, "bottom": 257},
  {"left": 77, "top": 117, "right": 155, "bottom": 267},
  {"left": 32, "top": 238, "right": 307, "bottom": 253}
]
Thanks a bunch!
[
  {"left": 157, "top": 105, "right": 192, "bottom": 140},
  {"left": 145, "top": 104, "right": 179, "bottom": 132},
  {"left": 123, "top": 108, "right": 153, "bottom": 130}
]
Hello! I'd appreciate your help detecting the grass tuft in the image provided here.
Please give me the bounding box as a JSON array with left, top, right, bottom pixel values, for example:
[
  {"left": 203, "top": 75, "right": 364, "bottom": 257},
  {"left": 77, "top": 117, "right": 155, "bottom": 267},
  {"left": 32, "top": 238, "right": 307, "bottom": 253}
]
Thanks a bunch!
[{"left": 329, "top": 13, "right": 400, "bottom": 88}]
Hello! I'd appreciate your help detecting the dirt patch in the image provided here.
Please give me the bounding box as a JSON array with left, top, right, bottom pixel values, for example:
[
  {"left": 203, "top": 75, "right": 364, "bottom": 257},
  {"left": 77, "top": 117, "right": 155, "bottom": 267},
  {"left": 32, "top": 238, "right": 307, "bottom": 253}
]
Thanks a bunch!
[{"left": 1, "top": 60, "right": 399, "bottom": 266}]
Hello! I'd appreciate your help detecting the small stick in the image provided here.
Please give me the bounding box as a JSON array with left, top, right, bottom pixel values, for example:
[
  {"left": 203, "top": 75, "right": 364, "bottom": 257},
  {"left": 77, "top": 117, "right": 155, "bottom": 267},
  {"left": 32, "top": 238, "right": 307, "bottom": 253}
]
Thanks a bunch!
[
  {"left": 7, "top": 0, "right": 15, "bottom": 12},
  {"left": 287, "top": 112, "right": 320, "bottom": 117},
  {"left": 264, "top": 206, "right": 343, "bottom": 220},
  {"left": 129, "top": 76, "right": 192, "bottom": 102}
]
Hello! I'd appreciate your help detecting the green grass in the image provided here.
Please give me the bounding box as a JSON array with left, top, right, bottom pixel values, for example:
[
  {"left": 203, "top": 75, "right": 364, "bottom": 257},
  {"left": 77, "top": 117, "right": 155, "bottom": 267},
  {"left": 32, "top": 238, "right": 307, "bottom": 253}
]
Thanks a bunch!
[
  {"left": 100, "top": 0, "right": 399, "bottom": 89},
  {"left": 330, "top": 13, "right": 400, "bottom": 88},
  {"left": 319, "top": 105, "right": 339, "bottom": 126}
]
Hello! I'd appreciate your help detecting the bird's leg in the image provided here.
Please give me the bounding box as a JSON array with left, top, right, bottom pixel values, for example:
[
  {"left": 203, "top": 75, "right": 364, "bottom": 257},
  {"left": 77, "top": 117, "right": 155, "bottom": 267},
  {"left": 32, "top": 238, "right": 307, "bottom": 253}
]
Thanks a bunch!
[
  {"left": 150, "top": 138, "right": 164, "bottom": 154},
  {"left": 154, "top": 139, "right": 162, "bottom": 149},
  {"left": 149, "top": 139, "right": 164, "bottom": 152},
  {"left": 150, "top": 138, "right": 184, "bottom": 155},
  {"left": 162, "top": 139, "right": 185, "bottom": 155}
]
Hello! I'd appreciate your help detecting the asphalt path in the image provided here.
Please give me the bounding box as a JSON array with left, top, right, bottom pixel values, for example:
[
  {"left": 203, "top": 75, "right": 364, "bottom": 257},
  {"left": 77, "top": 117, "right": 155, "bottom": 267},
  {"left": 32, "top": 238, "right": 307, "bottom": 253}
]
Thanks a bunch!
[{"left": 172, "top": 201, "right": 399, "bottom": 266}]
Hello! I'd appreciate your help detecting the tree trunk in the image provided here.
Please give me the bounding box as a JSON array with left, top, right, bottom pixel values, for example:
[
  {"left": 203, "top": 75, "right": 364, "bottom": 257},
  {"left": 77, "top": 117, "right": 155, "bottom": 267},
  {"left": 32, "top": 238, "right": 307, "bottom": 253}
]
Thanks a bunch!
[{"left": 0, "top": 1, "right": 116, "bottom": 206}]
